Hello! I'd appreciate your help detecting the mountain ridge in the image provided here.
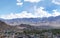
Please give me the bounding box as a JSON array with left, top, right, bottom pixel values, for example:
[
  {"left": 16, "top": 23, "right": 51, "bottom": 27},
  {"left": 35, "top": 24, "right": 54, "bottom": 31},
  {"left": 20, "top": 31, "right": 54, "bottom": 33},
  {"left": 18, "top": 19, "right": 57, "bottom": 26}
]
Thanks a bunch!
[{"left": 0, "top": 16, "right": 60, "bottom": 28}]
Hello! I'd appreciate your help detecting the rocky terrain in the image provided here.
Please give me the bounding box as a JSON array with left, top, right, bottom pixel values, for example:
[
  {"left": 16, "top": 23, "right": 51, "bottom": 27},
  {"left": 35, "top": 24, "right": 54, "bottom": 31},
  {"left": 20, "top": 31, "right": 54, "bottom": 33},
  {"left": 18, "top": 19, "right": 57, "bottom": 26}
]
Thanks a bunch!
[{"left": 0, "top": 16, "right": 60, "bottom": 32}]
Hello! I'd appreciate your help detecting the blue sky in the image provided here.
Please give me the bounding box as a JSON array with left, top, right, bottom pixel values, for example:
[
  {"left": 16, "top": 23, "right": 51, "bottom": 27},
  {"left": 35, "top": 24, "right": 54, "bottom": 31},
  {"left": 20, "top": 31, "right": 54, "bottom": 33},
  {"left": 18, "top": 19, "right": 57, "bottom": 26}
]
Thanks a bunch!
[{"left": 0, "top": 0, "right": 60, "bottom": 19}]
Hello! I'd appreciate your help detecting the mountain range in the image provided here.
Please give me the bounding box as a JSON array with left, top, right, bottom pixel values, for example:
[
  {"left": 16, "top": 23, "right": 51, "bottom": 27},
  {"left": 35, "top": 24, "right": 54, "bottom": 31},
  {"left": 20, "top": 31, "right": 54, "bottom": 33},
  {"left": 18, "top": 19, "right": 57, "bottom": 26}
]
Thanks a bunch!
[{"left": 0, "top": 15, "right": 60, "bottom": 29}]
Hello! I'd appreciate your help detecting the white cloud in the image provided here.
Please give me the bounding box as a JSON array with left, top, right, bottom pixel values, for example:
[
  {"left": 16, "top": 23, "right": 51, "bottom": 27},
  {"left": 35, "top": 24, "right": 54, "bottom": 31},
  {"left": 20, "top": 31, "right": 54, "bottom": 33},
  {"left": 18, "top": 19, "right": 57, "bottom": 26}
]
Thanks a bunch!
[
  {"left": 17, "top": 0, "right": 21, "bottom": 2},
  {"left": 24, "top": 0, "right": 41, "bottom": 3},
  {"left": 16, "top": 0, "right": 42, "bottom": 6},
  {"left": 0, "top": 11, "right": 35, "bottom": 19},
  {"left": 52, "top": 10, "right": 60, "bottom": 16},
  {"left": 16, "top": 0, "right": 23, "bottom": 6},
  {"left": 52, "top": 0, "right": 60, "bottom": 5},
  {"left": 16, "top": 2, "right": 23, "bottom": 6},
  {"left": 0, "top": 6, "right": 60, "bottom": 19},
  {"left": 34, "top": 7, "right": 52, "bottom": 17}
]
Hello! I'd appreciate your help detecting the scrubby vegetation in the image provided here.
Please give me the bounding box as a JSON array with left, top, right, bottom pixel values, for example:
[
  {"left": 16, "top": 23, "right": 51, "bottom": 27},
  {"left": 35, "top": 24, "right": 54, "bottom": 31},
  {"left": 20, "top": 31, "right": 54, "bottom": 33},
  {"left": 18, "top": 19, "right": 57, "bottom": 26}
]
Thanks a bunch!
[{"left": 23, "top": 29, "right": 60, "bottom": 35}]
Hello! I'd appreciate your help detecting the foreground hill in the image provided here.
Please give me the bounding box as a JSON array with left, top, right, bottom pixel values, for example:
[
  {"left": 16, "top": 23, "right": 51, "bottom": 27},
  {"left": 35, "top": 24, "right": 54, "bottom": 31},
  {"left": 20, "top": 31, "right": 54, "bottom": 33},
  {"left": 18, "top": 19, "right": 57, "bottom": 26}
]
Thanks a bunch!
[
  {"left": 0, "top": 20, "right": 24, "bottom": 32},
  {"left": 0, "top": 20, "right": 12, "bottom": 31}
]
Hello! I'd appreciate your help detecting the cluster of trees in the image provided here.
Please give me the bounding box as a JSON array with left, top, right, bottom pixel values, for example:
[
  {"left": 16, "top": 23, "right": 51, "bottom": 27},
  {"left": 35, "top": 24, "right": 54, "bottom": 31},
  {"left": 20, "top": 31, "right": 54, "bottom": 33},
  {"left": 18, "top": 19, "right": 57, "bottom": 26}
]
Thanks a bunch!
[{"left": 23, "top": 29, "right": 60, "bottom": 35}]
